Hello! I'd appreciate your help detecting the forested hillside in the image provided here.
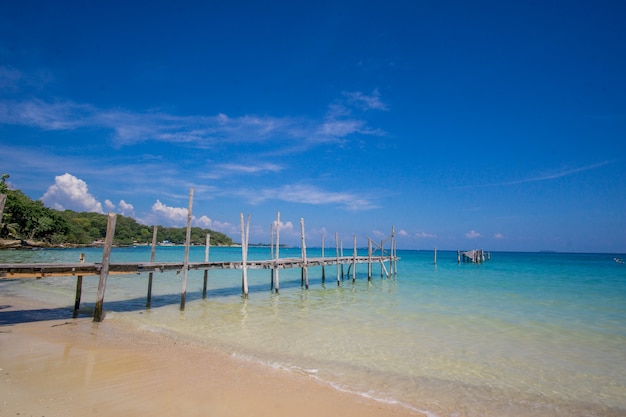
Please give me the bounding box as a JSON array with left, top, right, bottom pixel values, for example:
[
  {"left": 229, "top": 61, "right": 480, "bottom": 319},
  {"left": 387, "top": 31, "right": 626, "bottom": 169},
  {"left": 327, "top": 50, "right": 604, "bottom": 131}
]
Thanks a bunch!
[{"left": 0, "top": 174, "right": 233, "bottom": 247}]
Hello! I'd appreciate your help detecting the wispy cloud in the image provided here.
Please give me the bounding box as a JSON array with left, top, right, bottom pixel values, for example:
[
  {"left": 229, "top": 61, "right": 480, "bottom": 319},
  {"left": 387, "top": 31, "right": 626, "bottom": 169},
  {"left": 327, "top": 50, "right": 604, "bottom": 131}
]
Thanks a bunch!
[
  {"left": 456, "top": 161, "right": 615, "bottom": 189},
  {"left": 342, "top": 89, "right": 388, "bottom": 111},
  {"left": 466, "top": 230, "right": 481, "bottom": 239},
  {"left": 199, "top": 162, "right": 284, "bottom": 180},
  {"left": 498, "top": 161, "right": 614, "bottom": 186},
  {"left": 243, "top": 184, "right": 378, "bottom": 211},
  {"left": 0, "top": 89, "right": 388, "bottom": 152}
]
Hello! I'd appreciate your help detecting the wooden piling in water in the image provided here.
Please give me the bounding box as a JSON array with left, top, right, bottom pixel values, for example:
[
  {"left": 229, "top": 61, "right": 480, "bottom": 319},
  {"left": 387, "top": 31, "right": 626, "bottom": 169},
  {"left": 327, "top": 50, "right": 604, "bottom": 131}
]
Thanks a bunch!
[
  {"left": 203, "top": 233, "right": 210, "bottom": 299},
  {"left": 241, "top": 213, "right": 250, "bottom": 298},
  {"left": 93, "top": 213, "right": 117, "bottom": 322},
  {"left": 300, "top": 218, "right": 309, "bottom": 289},
  {"left": 147, "top": 226, "right": 158, "bottom": 308},
  {"left": 321, "top": 232, "right": 325, "bottom": 283},
  {"left": 352, "top": 235, "right": 357, "bottom": 283},
  {"left": 434, "top": 246, "right": 437, "bottom": 265},
  {"left": 73, "top": 253, "right": 85, "bottom": 317},
  {"left": 335, "top": 232, "right": 340, "bottom": 286},
  {"left": 180, "top": 188, "right": 194, "bottom": 311},
  {"left": 367, "top": 239, "right": 372, "bottom": 280},
  {"left": 340, "top": 240, "right": 345, "bottom": 280},
  {"left": 274, "top": 211, "right": 280, "bottom": 293},
  {"left": 270, "top": 223, "right": 275, "bottom": 291}
]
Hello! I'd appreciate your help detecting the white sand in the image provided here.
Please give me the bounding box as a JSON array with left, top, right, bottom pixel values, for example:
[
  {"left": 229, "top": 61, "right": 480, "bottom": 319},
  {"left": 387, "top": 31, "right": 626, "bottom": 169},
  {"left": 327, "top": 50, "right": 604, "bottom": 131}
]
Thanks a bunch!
[{"left": 0, "top": 293, "right": 423, "bottom": 417}]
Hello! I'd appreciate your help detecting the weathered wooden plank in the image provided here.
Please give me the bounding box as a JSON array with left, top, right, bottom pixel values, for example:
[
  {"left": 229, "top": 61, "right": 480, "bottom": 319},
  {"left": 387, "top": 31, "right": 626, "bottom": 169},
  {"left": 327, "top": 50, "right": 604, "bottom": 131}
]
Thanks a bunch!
[{"left": 1, "top": 256, "right": 398, "bottom": 278}]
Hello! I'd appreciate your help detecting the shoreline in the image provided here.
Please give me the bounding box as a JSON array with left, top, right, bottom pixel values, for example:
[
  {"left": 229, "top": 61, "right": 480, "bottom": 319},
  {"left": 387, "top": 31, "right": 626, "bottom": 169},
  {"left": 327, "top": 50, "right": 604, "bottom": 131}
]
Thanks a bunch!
[{"left": 0, "top": 292, "right": 424, "bottom": 417}]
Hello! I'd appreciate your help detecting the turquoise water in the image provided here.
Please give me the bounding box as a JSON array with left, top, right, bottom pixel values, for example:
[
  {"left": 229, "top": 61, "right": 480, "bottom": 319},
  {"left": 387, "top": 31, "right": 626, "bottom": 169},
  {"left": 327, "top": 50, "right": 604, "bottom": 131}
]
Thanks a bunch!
[{"left": 1, "top": 247, "right": 625, "bottom": 417}]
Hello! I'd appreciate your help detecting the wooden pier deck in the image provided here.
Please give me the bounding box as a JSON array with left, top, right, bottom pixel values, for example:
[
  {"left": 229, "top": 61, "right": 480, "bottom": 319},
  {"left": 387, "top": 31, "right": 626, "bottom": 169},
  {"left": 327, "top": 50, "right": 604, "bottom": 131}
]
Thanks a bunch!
[
  {"left": 0, "top": 190, "right": 400, "bottom": 322},
  {"left": 0, "top": 255, "right": 397, "bottom": 279}
]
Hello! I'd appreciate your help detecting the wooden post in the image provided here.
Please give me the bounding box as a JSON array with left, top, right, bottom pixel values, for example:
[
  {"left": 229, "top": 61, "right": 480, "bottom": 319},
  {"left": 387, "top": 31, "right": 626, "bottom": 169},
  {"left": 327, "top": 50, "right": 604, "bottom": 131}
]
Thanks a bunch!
[
  {"left": 367, "top": 239, "right": 372, "bottom": 280},
  {"left": 180, "top": 188, "right": 194, "bottom": 311},
  {"left": 335, "top": 232, "right": 340, "bottom": 286},
  {"left": 387, "top": 226, "right": 396, "bottom": 276},
  {"left": 300, "top": 218, "right": 308, "bottom": 289},
  {"left": 270, "top": 223, "right": 275, "bottom": 291},
  {"left": 73, "top": 253, "right": 85, "bottom": 317},
  {"left": 274, "top": 211, "right": 280, "bottom": 293},
  {"left": 147, "top": 226, "right": 158, "bottom": 308},
  {"left": 240, "top": 213, "right": 250, "bottom": 298},
  {"left": 321, "top": 232, "right": 325, "bottom": 283},
  {"left": 380, "top": 240, "right": 384, "bottom": 277},
  {"left": 340, "top": 240, "right": 344, "bottom": 280},
  {"left": 434, "top": 246, "right": 437, "bottom": 265},
  {"left": 352, "top": 235, "right": 357, "bottom": 282},
  {"left": 457, "top": 250, "right": 461, "bottom": 263},
  {"left": 203, "top": 233, "right": 210, "bottom": 299},
  {"left": 93, "top": 213, "right": 117, "bottom": 322}
]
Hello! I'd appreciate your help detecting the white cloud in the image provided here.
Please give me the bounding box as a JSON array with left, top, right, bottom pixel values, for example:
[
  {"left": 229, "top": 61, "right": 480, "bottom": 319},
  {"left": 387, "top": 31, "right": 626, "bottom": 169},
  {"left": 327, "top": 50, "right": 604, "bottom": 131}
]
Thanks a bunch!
[
  {"left": 415, "top": 231, "right": 437, "bottom": 238},
  {"left": 271, "top": 220, "right": 296, "bottom": 239},
  {"left": 104, "top": 199, "right": 115, "bottom": 211},
  {"left": 372, "top": 230, "right": 386, "bottom": 238},
  {"left": 147, "top": 200, "right": 189, "bottom": 227},
  {"left": 140, "top": 203, "right": 235, "bottom": 234},
  {"left": 494, "top": 233, "right": 504, "bottom": 239},
  {"left": 466, "top": 230, "right": 481, "bottom": 239},
  {"left": 41, "top": 173, "right": 103, "bottom": 213},
  {"left": 196, "top": 215, "right": 213, "bottom": 228},
  {"left": 118, "top": 200, "right": 135, "bottom": 217},
  {"left": 398, "top": 229, "right": 409, "bottom": 237}
]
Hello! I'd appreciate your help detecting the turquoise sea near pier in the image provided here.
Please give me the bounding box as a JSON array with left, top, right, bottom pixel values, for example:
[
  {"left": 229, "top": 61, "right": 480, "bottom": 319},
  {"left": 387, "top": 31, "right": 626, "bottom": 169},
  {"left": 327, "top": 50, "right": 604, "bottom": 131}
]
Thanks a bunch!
[{"left": 1, "top": 247, "right": 625, "bottom": 417}]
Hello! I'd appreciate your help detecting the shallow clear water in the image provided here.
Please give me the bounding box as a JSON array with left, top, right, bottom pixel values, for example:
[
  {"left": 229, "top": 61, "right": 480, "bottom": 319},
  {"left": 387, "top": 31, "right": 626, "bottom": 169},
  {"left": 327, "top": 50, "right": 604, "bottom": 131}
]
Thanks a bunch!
[{"left": 2, "top": 247, "right": 625, "bottom": 417}]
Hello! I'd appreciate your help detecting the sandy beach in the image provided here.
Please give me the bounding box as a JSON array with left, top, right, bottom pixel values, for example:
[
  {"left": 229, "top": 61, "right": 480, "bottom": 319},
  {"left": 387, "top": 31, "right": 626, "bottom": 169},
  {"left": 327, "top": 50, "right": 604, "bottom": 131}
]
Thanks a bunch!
[{"left": 0, "top": 292, "right": 424, "bottom": 417}]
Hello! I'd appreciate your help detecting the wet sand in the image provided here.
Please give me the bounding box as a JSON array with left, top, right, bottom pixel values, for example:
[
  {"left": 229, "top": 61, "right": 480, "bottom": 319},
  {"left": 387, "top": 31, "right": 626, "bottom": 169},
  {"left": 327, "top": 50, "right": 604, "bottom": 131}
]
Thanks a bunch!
[{"left": 0, "top": 293, "right": 423, "bottom": 417}]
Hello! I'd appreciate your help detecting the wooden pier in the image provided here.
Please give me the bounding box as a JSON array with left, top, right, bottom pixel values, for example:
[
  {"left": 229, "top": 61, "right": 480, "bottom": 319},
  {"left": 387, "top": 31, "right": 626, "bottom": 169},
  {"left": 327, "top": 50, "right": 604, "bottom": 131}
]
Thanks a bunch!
[
  {"left": 0, "top": 192, "right": 399, "bottom": 322},
  {"left": 457, "top": 249, "right": 490, "bottom": 263}
]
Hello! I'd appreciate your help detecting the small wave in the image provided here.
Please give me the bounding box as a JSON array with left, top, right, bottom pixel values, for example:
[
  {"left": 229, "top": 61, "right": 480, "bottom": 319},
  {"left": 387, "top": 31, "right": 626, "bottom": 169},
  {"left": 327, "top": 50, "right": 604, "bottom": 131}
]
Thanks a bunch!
[{"left": 227, "top": 351, "right": 440, "bottom": 417}]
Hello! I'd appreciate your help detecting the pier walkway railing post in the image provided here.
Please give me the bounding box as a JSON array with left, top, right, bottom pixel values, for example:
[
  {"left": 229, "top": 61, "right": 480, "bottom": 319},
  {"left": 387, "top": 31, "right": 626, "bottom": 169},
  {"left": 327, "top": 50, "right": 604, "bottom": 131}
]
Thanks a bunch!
[
  {"left": 73, "top": 253, "right": 85, "bottom": 318},
  {"left": 300, "top": 218, "right": 309, "bottom": 289},
  {"left": 203, "top": 233, "right": 210, "bottom": 299},
  {"left": 240, "top": 213, "right": 250, "bottom": 298},
  {"left": 93, "top": 213, "right": 117, "bottom": 323},
  {"left": 270, "top": 223, "right": 275, "bottom": 291},
  {"left": 274, "top": 211, "right": 280, "bottom": 293},
  {"left": 321, "top": 232, "right": 325, "bottom": 283},
  {"left": 147, "top": 226, "right": 158, "bottom": 308},
  {"left": 180, "top": 188, "right": 194, "bottom": 311},
  {"left": 352, "top": 235, "right": 357, "bottom": 283},
  {"left": 335, "top": 232, "right": 340, "bottom": 286}
]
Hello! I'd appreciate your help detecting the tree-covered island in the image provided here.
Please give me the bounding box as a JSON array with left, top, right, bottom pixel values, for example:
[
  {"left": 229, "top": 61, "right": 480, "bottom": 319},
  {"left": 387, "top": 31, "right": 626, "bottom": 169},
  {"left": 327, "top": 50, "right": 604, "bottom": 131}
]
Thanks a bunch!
[{"left": 0, "top": 174, "right": 233, "bottom": 248}]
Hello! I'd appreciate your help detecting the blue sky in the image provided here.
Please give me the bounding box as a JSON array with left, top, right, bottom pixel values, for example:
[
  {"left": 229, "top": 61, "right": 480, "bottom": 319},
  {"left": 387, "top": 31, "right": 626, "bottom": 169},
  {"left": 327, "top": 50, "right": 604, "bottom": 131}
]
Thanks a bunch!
[{"left": 1, "top": 1, "right": 625, "bottom": 252}]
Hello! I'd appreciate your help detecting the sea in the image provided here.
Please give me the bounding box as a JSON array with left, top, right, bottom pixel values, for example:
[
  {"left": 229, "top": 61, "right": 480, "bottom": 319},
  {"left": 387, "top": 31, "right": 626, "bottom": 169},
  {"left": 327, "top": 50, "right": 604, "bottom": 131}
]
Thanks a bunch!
[{"left": 1, "top": 246, "right": 625, "bottom": 417}]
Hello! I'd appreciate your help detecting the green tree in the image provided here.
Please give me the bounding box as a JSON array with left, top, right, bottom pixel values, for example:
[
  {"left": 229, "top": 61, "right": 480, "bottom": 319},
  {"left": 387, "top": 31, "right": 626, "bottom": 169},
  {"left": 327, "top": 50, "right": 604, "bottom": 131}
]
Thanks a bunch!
[{"left": 0, "top": 173, "right": 233, "bottom": 247}]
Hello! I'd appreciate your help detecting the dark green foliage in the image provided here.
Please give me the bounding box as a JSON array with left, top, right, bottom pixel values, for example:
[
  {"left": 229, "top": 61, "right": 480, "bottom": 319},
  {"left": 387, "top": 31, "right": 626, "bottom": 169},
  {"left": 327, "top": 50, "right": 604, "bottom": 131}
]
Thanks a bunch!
[
  {"left": 0, "top": 174, "right": 233, "bottom": 246},
  {"left": 157, "top": 226, "right": 233, "bottom": 246},
  {"left": 1, "top": 175, "right": 70, "bottom": 242}
]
